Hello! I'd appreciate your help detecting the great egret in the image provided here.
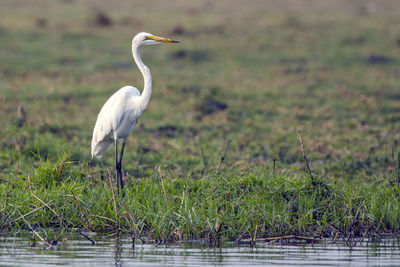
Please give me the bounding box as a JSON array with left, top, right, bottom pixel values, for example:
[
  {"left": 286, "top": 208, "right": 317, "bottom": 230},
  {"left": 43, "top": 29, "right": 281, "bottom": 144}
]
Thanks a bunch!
[{"left": 91, "top": 32, "right": 179, "bottom": 194}]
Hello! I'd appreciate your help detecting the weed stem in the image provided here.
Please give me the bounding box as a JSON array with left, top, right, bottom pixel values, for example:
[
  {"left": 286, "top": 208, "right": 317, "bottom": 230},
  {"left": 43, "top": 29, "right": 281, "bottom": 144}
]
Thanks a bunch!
[
  {"left": 297, "top": 130, "right": 314, "bottom": 181},
  {"left": 217, "top": 140, "right": 231, "bottom": 171}
]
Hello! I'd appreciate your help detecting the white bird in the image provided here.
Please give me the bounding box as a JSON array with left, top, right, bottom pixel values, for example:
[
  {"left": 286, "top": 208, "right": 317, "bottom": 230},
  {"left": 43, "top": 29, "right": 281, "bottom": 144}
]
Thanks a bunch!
[{"left": 91, "top": 32, "right": 179, "bottom": 194}]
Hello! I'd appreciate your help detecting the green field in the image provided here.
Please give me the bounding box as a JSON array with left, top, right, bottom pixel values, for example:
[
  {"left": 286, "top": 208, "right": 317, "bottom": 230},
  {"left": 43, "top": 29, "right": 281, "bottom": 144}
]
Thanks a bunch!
[{"left": 1, "top": 0, "right": 400, "bottom": 244}]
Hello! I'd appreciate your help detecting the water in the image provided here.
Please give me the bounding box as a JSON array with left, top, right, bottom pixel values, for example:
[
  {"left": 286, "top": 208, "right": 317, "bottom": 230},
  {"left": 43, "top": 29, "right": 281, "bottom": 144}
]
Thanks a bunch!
[{"left": 1, "top": 233, "right": 400, "bottom": 266}]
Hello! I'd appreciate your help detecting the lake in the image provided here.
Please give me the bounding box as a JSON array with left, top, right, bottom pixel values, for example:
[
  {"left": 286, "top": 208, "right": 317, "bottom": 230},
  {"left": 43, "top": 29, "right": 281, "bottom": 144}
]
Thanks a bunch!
[{"left": 1, "top": 233, "right": 400, "bottom": 266}]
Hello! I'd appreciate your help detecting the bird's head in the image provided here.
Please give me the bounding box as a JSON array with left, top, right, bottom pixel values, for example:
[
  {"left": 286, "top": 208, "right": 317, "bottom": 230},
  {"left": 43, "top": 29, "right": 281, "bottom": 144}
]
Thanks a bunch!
[{"left": 134, "top": 32, "right": 179, "bottom": 46}]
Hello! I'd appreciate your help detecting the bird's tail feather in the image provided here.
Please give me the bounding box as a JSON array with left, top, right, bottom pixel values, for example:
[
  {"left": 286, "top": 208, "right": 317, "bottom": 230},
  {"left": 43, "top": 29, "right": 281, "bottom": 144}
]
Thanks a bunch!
[{"left": 91, "top": 139, "right": 113, "bottom": 158}]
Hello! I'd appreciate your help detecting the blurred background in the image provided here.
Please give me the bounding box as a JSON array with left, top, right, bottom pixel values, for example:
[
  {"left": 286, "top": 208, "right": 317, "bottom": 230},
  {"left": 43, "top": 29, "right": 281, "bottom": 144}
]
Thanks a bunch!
[{"left": 1, "top": 0, "right": 400, "bottom": 180}]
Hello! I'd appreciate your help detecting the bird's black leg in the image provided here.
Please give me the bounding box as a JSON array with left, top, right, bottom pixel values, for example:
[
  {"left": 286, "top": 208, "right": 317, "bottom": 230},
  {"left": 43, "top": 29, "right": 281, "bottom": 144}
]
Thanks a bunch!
[
  {"left": 118, "top": 138, "right": 127, "bottom": 195},
  {"left": 114, "top": 139, "right": 120, "bottom": 196}
]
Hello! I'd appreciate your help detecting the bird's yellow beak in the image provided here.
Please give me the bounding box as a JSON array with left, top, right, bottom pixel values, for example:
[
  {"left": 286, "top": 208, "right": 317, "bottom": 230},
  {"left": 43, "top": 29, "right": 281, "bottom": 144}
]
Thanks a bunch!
[{"left": 147, "top": 35, "right": 180, "bottom": 43}]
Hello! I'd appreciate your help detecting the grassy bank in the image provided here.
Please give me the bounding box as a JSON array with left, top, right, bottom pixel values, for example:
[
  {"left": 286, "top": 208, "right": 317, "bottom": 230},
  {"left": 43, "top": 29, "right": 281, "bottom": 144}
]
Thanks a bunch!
[
  {"left": 1, "top": 0, "right": 400, "bottom": 244},
  {"left": 1, "top": 153, "right": 400, "bottom": 245}
]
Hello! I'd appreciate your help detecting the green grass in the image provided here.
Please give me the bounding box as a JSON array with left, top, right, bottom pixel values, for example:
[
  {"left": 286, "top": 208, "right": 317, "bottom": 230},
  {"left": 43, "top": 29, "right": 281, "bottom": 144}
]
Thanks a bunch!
[
  {"left": 1, "top": 153, "right": 400, "bottom": 244},
  {"left": 1, "top": 0, "right": 400, "bottom": 244}
]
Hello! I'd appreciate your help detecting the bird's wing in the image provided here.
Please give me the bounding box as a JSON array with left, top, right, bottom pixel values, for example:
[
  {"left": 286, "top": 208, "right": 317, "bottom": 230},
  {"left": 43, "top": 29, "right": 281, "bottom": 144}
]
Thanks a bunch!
[{"left": 91, "top": 86, "right": 141, "bottom": 158}]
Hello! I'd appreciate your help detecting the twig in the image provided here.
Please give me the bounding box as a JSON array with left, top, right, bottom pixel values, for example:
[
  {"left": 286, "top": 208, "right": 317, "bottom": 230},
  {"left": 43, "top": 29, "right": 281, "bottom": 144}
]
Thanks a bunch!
[
  {"left": 216, "top": 140, "right": 231, "bottom": 171},
  {"left": 345, "top": 233, "right": 353, "bottom": 246},
  {"left": 15, "top": 204, "right": 47, "bottom": 222},
  {"left": 28, "top": 225, "right": 52, "bottom": 248},
  {"left": 71, "top": 191, "right": 92, "bottom": 231},
  {"left": 200, "top": 146, "right": 208, "bottom": 176},
  {"left": 31, "top": 192, "right": 61, "bottom": 218},
  {"left": 397, "top": 152, "right": 400, "bottom": 183},
  {"left": 391, "top": 142, "right": 399, "bottom": 183},
  {"left": 16, "top": 105, "right": 26, "bottom": 152},
  {"left": 31, "top": 192, "right": 79, "bottom": 230},
  {"left": 17, "top": 209, "right": 52, "bottom": 248},
  {"left": 216, "top": 222, "right": 222, "bottom": 247},
  {"left": 391, "top": 143, "right": 396, "bottom": 172},
  {"left": 252, "top": 223, "right": 259, "bottom": 246},
  {"left": 132, "top": 232, "right": 136, "bottom": 250},
  {"left": 360, "top": 223, "right": 369, "bottom": 244},
  {"left": 17, "top": 104, "right": 26, "bottom": 126},
  {"left": 91, "top": 214, "right": 117, "bottom": 224},
  {"left": 78, "top": 231, "right": 95, "bottom": 245},
  {"left": 240, "top": 235, "right": 320, "bottom": 243},
  {"left": 236, "top": 232, "right": 247, "bottom": 243},
  {"left": 120, "top": 200, "right": 139, "bottom": 238},
  {"left": 297, "top": 130, "right": 314, "bottom": 181},
  {"left": 273, "top": 159, "right": 276, "bottom": 176},
  {"left": 333, "top": 232, "right": 339, "bottom": 242},
  {"left": 27, "top": 175, "right": 33, "bottom": 193},
  {"left": 155, "top": 166, "right": 168, "bottom": 204},
  {"left": 180, "top": 191, "right": 185, "bottom": 206}
]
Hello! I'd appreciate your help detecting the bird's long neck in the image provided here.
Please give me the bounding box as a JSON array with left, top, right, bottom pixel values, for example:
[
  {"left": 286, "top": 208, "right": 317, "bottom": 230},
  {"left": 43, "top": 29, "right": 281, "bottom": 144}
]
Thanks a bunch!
[{"left": 132, "top": 44, "right": 152, "bottom": 112}]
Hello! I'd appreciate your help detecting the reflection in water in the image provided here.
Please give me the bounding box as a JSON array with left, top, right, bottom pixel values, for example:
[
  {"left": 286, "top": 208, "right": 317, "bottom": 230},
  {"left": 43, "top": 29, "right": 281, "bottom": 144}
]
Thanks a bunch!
[
  {"left": 114, "top": 232, "right": 122, "bottom": 267},
  {"left": 131, "top": 236, "right": 135, "bottom": 259},
  {"left": 114, "top": 232, "right": 136, "bottom": 266},
  {"left": 1, "top": 233, "right": 400, "bottom": 266}
]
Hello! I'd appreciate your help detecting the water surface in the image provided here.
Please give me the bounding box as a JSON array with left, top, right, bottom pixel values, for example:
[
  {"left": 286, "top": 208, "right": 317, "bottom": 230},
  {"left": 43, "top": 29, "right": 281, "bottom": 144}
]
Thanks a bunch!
[{"left": 1, "top": 233, "right": 400, "bottom": 266}]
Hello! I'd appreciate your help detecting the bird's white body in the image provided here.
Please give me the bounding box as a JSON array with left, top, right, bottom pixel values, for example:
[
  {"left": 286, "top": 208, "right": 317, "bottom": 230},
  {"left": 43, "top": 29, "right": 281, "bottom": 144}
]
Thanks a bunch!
[
  {"left": 90, "top": 32, "right": 178, "bottom": 194},
  {"left": 91, "top": 86, "right": 141, "bottom": 158}
]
